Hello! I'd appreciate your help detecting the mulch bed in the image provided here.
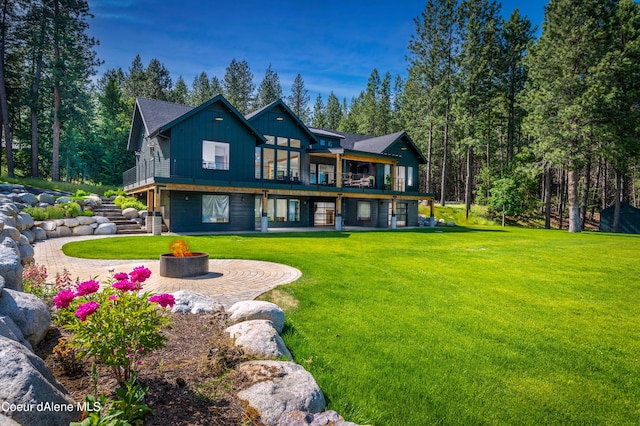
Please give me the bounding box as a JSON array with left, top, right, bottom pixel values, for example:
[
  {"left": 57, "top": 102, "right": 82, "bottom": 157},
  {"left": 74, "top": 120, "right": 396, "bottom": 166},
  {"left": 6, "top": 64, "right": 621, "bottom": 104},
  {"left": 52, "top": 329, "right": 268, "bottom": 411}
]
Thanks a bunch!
[{"left": 36, "top": 311, "right": 263, "bottom": 425}]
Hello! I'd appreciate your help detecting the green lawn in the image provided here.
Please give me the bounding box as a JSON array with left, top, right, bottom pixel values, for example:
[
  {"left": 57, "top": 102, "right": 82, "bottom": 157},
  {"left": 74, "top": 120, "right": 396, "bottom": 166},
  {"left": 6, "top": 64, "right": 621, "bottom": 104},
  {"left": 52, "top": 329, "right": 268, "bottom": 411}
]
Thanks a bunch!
[{"left": 62, "top": 227, "right": 640, "bottom": 425}]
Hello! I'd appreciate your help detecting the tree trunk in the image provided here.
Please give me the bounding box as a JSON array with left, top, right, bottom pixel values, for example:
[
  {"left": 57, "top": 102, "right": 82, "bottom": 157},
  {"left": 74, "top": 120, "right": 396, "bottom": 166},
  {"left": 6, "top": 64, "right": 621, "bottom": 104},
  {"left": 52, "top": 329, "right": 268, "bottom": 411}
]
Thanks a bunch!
[
  {"left": 31, "top": 6, "right": 47, "bottom": 178},
  {"left": 580, "top": 158, "right": 591, "bottom": 230},
  {"left": 440, "top": 106, "right": 449, "bottom": 206},
  {"left": 545, "top": 166, "right": 551, "bottom": 229},
  {"left": 0, "top": 0, "right": 13, "bottom": 177},
  {"left": 52, "top": 0, "right": 61, "bottom": 181},
  {"left": 465, "top": 145, "right": 472, "bottom": 220},
  {"left": 567, "top": 168, "right": 581, "bottom": 233},
  {"left": 591, "top": 159, "right": 601, "bottom": 220},
  {"left": 558, "top": 167, "right": 565, "bottom": 230},
  {"left": 613, "top": 170, "right": 622, "bottom": 233},
  {"left": 426, "top": 113, "right": 433, "bottom": 193}
]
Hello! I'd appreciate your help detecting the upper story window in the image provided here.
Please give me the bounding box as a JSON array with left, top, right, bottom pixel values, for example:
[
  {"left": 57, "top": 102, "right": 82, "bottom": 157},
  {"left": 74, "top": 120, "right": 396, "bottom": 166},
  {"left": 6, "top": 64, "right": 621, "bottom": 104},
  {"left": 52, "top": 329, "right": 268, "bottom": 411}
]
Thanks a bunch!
[
  {"left": 255, "top": 135, "right": 302, "bottom": 182},
  {"left": 202, "top": 140, "right": 229, "bottom": 170}
]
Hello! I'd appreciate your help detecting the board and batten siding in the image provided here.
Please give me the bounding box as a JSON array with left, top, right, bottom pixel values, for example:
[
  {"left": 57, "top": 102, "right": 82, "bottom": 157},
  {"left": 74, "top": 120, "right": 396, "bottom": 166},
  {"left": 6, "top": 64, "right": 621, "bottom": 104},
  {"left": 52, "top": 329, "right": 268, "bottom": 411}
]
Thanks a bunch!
[
  {"left": 169, "top": 192, "right": 256, "bottom": 232},
  {"left": 170, "top": 104, "right": 260, "bottom": 183}
]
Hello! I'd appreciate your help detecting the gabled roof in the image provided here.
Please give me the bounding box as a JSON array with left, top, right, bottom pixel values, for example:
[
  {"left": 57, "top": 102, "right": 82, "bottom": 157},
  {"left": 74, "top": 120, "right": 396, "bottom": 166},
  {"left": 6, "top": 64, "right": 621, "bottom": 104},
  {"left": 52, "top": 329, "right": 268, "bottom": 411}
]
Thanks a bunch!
[
  {"left": 308, "top": 127, "right": 345, "bottom": 139},
  {"left": 245, "top": 99, "right": 319, "bottom": 144},
  {"left": 136, "top": 98, "right": 195, "bottom": 136},
  {"left": 315, "top": 130, "right": 428, "bottom": 164}
]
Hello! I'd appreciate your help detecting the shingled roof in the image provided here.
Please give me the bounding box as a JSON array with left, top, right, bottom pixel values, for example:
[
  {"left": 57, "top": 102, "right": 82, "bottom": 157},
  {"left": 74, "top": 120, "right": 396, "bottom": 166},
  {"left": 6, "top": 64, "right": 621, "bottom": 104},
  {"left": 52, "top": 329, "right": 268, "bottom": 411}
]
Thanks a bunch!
[{"left": 136, "top": 97, "right": 194, "bottom": 136}]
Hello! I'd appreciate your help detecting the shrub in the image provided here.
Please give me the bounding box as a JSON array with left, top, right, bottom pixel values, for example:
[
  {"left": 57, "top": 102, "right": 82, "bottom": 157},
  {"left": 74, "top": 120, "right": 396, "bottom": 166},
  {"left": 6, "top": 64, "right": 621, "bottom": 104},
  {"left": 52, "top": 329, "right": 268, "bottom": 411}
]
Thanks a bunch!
[
  {"left": 23, "top": 206, "right": 47, "bottom": 221},
  {"left": 114, "top": 196, "right": 146, "bottom": 211},
  {"left": 104, "top": 188, "right": 126, "bottom": 198},
  {"left": 54, "top": 266, "right": 174, "bottom": 384},
  {"left": 46, "top": 205, "right": 66, "bottom": 219},
  {"left": 74, "top": 189, "right": 91, "bottom": 198}
]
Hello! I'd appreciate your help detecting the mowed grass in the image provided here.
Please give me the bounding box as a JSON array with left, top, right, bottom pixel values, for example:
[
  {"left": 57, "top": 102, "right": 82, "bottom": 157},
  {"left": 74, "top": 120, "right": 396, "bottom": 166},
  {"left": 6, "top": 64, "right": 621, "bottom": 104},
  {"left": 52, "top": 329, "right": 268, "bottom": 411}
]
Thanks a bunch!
[{"left": 63, "top": 227, "right": 640, "bottom": 425}]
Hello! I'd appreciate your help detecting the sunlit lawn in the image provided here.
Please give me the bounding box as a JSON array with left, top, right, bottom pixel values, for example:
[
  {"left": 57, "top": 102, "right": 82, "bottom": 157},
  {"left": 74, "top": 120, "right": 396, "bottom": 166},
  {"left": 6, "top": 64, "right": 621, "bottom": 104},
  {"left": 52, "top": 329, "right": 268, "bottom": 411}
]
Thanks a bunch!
[{"left": 63, "top": 227, "right": 640, "bottom": 425}]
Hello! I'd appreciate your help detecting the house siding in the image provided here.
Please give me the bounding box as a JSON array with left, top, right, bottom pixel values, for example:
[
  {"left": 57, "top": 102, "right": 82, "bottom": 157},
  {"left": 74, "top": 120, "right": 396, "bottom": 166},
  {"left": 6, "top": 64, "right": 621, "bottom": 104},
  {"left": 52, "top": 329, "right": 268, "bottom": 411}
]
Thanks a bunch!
[{"left": 170, "top": 192, "right": 256, "bottom": 232}]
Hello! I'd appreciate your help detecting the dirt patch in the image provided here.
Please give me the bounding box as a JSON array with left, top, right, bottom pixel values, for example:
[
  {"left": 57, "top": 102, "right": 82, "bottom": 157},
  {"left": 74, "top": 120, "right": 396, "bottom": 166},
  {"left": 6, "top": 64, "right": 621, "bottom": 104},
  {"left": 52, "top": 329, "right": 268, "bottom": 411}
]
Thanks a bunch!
[{"left": 36, "top": 312, "right": 263, "bottom": 426}]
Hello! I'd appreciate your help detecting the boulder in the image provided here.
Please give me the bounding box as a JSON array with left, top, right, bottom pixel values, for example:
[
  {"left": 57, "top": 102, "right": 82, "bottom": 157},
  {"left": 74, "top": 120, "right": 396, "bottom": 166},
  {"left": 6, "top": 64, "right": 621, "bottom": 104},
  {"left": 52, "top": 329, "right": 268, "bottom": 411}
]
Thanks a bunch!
[
  {"left": 45, "top": 230, "right": 59, "bottom": 239},
  {"left": 17, "top": 192, "right": 38, "bottom": 206},
  {"left": 18, "top": 244, "right": 35, "bottom": 265},
  {"left": 94, "top": 223, "right": 117, "bottom": 235},
  {"left": 72, "top": 225, "right": 94, "bottom": 236},
  {"left": 226, "top": 320, "right": 291, "bottom": 360},
  {"left": 55, "top": 196, "right": 71, "bottom": 204},
  {"left": 21, "top": 229, "right": 35, "bottom": 244},
  {"left": 41, "top": 221, "right": 56, "bottom": 231},
  {"left": 0, "top": 336, "right": 80, "bottom": 425},
  {"left": 14, "top": 214, "right": 26, "bottom": 231},
  {"left": 93, "top": 215, "right": 110, "bottom": 224},
  {"left": 18, "top": 212, "right": 35, "bottom": 229},
  {"left": 138, "top": 210, "right": 148, "bottom": 219},
  {"left": 0, "top": 245, "right": 23, "bottom": 291},
  {"left": 37, "top": 193, "right": 55, "bottom": 205},
  {"left": 0, "top": 315, "right": 32, "bottom": 350},
  {"left": 238, "top": 361, "right": 326, "bottom": 426},
  {"left": 0, "top": 213, "right": 16, "bottom": 228},
  {"left": 76, "top": 216, "right": 95, "bottom": 226},
  {"left": 33, "top": 227, "right": 47, "bottom": 241},
  {"left": 62, "top": 218, "right": 79, "bottom": 228},
  {"left": 278, "top": 410, "right": 360, "bottom": 426},
  {"left": 2, "top": 225, "right": 21, "bottom": 242},
  {"left": 122, "top": 207, "right": 139, "bottom": 219},
  {"left": 56, "top": 226, "right": 72, "bottom": 237},
  {"left": 228, "top": 301, "right": 285, "bottom": 333},
  {"left": 1, "top": 236, "right": 19, "bottom": 259},
  {"left": 0, "top": 288, "right": 50, "bottom": 346},
  {"left": 447, "top": 221, "right": 456, "bottom": 227},
  {"left": 171, "top": 290, "right": 224, "bottom": 314}
]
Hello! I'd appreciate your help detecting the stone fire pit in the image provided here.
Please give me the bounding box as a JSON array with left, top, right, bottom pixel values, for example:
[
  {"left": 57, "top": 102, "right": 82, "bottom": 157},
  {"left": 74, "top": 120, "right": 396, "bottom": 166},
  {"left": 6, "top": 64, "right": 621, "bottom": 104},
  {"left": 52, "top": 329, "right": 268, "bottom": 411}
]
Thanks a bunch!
[{"left": 159, "top": 252, "right": 209, "bottom": 278}]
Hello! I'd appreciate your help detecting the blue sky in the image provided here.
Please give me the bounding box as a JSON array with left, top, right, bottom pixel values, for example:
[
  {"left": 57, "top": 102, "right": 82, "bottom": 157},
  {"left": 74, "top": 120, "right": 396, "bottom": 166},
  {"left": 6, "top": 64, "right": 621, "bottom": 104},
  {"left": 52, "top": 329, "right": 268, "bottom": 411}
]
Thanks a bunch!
[{"left": 87, "top": 0, "right": 547, "bottom": 103}]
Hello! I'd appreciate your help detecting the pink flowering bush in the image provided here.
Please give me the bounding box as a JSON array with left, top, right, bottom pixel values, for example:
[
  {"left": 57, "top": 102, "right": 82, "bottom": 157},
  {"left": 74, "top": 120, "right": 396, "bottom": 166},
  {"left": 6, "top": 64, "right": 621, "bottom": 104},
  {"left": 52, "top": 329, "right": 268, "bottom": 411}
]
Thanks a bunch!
[{"left": 54, "top": 266, "right": 174, "bottom": 383}]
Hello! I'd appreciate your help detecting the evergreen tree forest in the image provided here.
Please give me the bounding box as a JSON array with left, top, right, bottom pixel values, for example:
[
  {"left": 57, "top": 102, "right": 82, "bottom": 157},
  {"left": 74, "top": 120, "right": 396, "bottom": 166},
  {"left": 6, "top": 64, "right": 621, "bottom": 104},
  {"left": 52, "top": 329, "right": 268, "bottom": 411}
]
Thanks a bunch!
[{"left": 1, "top": 0, "right": 638, "bottom": 231}]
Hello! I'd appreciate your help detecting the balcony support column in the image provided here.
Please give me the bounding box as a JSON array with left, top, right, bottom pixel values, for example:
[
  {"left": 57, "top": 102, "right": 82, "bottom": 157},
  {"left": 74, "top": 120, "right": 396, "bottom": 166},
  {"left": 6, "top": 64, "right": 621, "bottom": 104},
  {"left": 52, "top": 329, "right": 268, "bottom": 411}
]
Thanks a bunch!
[
  {"left": 152, "top": 186, "right": 162, "bottom": 235},
  {"left": 335, "top": 194, "right": 343, "bottom": 231},
  {"left": 261, "top": 191, "right": 269, "bottom": 233},
  {"left": 391, "top": 197, "right": 397, "bottom": 229}
]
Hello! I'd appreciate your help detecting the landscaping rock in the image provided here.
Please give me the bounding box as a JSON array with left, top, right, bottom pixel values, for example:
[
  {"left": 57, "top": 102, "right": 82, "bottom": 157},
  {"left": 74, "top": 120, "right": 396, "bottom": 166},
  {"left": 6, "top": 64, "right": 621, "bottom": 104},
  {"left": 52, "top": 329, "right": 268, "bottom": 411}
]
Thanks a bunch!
[
  {"left": 72, "top": 225, "right": 94, "bottom": 236},
  {"left": 37, "top": 193, "right": 55, "bottom": 205},
  {"left": 14, "top": 214, "right": 27, "bottom": 231},
  {"left": 122, "top": 207, "right": 139, "bottom": 219},
  {"left": 0, "top": 336, "right": 80, "bottom": 426},
  {"left": 33, "top": 227, "right": 47, "bottom": 241},
  {"left": 2, "top": 225, "right": 21, "bottom": 242},
  {"left": 93, "top": 215, "right": 110, "bottom": 224},
  {"left": 17, "top": 192, "right": 38, "bottom": 206},
  {"left": 18, "top": 243, "right": 35, "bottom": 265},
  {"left": 56, "top": 226, "right": 72, "bottom": 237},
  {"left": 62, "top": 218, "right": 79, "bottom": 228},
  {"left": 228, "top": 301, "right": 285, "bottom": 333},
  {"left": 278, "top": 410, "right": 360, "bottom": 426},
  {"left": 76, "top": 216, "right": 95, "bottom": 226},
  {"left": 171, "top": 290, "right": 224, "bottom": 314},
  {"left": 55, "top": 196, "right": 71, "bottom": 204},
  {"left": 45, "top": 230, "right": 59, "bottom": 239},
  {"left": 41, "top": 221, "right": 56, "bottom": 231},
  {"left": 18, "top": 212, "right": 35, "bottom": 229},
  {"left": 0, "top": 213, "right": 16, "bottom": 228},
  {"left": 94, "top": 222, "right": 117, "bottom": 235},
  {"left": 238, "top": 361, "right": 326, "bottom": 426},
  {"left": 0, "top": 288, "right": 50, "bottom": 346},
  {"left": 226, "top": 320, "right": 292, "bottom": 360},
  {"left": 0, "top": 315, "right": 32, "bottom": 350},
  {"left": 0, "top": 245, "right": 23, "bottom": 291},
  {"left": 21, "top": 229, "right": 35, "bottom": 244}
]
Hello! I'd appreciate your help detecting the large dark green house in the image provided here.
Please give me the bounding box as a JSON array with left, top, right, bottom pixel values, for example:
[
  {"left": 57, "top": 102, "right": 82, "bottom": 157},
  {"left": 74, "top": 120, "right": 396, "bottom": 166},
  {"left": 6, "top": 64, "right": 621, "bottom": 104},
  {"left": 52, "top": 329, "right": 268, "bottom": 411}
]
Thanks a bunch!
[{"left": 124, "top": 95, "right": 434, "bottom": 233}]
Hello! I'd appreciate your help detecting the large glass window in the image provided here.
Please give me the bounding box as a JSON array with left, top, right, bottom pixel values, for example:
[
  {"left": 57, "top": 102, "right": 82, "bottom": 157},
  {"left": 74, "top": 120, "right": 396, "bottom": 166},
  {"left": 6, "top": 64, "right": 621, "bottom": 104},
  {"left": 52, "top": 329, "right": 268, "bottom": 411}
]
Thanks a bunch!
[
  {"left": 254, "top": 147, "right": 261, "bottom": 179},
  {"left": 263, "top": 148, "right": 275, "bottom": 180},
  {"left": 277, "top": 136, "right": 288, "bottom": 146},
  {"left": 357, "top": 201, "right": 371, "bottom": 221},
  {"left": 276, "top": 150, "right": 288, "bottom": 180},
  {"left": 289, "top": 199, "right": 300, "bottom": 221},
  {"left": 408, "top": 166, "right": 414, "bottom": 187},
  {"left": 318, "top": 164, "right": 335, "bottom": 185},
  {"left": 396, "top": 166, "right": 406, "bottom": 192},
  {"left": 202, "top": 195, "right": 229, "bottom": 223},
  {"left": 290, "top": 138, "right": 301, "bottom": 148},
  {"left": 256, "top": 197, "right": 301, "bottom": 222},
  {"left": 314, "top": 202, "right": 335, "bottom": 225},
  {"left": 202, "top": 141, "right": 229, "bottom": 170},
  {"left": 290, "top": 152, "right": 300, "bottom": 182}
]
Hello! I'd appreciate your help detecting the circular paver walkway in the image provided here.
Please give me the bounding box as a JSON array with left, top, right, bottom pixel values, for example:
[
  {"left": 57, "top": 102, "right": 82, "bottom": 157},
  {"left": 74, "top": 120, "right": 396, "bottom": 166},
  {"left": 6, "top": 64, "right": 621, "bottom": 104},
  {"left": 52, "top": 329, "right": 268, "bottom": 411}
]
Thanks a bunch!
[{"left": 32, "top": 235, "right": 302, "bottom": 309}]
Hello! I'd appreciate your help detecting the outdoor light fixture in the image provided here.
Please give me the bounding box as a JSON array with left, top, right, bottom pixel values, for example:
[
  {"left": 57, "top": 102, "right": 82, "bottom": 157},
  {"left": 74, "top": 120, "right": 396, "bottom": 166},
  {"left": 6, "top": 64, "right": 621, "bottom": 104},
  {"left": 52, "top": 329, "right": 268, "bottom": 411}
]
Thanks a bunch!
[
  {"left": 214, "top": 113, "right": 224, "bottom": 121},
  {"left": 276, "top": 116, "right": 284, "bottom": 121}
]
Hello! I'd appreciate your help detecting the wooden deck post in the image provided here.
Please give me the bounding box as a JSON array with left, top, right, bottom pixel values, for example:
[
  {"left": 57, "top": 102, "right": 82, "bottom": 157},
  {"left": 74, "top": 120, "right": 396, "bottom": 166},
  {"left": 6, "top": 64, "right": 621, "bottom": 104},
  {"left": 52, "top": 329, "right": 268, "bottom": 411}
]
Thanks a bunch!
[
  {"left": 146, "top": 189, "right": 154, "bottom": 232},
  {"left": 429, "top": 198, "right": 436, "bottom": 228},
  {"left": 336, "top": 154, "right": 343, "bottom": 189}
]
